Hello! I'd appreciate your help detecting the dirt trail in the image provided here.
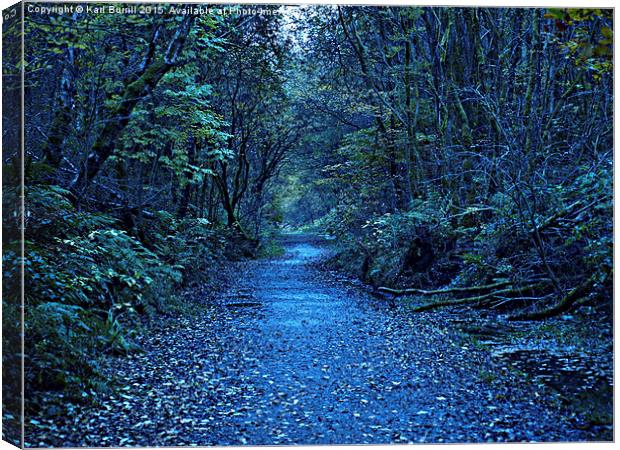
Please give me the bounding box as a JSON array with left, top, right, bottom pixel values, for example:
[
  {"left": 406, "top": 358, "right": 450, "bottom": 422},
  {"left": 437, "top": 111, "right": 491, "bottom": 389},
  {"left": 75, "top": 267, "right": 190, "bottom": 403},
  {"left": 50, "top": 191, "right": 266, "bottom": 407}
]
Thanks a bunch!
[{"left": 28, "top": 234, "right": 591, "bottom": 447}]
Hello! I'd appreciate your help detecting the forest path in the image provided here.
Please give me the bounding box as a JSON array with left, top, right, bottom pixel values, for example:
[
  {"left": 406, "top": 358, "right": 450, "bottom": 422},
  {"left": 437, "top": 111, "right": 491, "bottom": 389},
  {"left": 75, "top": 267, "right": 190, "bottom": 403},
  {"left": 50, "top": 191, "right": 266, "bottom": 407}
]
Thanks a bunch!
[{"left": 38, "top": 234, "right": 587, "bottom": 446}]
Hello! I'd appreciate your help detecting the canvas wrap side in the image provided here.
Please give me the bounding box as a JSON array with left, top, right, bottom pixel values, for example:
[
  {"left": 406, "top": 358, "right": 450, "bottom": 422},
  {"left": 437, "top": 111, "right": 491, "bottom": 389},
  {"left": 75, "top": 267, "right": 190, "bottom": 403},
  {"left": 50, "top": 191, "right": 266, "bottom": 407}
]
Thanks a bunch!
[{"left": 2, "top": 1, "right": 25, "bottom": 448}]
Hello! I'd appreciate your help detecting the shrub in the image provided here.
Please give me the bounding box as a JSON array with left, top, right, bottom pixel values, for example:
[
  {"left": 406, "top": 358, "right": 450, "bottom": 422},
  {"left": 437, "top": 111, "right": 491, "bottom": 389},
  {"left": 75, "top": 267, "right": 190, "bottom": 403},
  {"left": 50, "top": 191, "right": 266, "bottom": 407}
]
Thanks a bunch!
[{"left": 6, "top": 184, "right": 228, "bottom": 404}]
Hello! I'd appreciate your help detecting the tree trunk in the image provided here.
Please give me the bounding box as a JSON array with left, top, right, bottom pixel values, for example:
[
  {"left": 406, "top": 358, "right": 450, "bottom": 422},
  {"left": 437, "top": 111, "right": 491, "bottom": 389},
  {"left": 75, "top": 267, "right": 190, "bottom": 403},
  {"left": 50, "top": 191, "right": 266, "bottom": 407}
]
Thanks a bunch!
[
  {"left": 70, "top": 16, "right": 193, "bottom": 196},
  {"left": 178, "top": 137, "right": 196, "bottom": 217}
]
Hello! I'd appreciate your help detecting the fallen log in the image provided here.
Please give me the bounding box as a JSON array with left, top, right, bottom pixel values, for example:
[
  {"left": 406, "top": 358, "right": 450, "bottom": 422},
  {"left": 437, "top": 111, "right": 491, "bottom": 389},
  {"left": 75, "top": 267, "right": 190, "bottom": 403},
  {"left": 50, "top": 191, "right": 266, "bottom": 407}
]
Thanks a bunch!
[
  {"left": 508, "top": 275, "right": 598, "bottom": 321},
  {"left": 529, "top": 197, "right": 607, "bottom": 236},
  {"left": 378, "top": 279, "right": 513, "bottom": 297},
  {"left": 529, "top": 200, "right": 583, "bottom": 235},
  {"left": 411, "top": 282, "right": 551, "bottom": 313}
]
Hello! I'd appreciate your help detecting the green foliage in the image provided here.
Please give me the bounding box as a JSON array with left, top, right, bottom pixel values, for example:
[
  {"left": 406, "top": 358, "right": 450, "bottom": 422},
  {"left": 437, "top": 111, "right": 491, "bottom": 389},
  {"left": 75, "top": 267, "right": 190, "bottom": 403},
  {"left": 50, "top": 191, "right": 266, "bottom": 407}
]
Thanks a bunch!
[
  {"left": 146, "top": 212, "right": 227, "bottom": 285},
  {"left": 13, "top": 185, "right": 228, "bottom": 403},
  {"left": 325, "top": 197, "right": 456, "bottom": 286},
  {"left": 546, "top": 8, "right": 613, "bottom": 80}
]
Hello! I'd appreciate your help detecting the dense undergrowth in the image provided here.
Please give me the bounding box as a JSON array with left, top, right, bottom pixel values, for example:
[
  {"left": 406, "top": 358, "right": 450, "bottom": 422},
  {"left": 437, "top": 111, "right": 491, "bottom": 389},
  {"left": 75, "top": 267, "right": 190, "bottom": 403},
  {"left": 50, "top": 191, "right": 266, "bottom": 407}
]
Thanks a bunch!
[
  {"left": 2, "top": 182, "right": 249, "bottom": 410},
  {"left": 321, "top": 162, "right": 612, "bottom": 320}
]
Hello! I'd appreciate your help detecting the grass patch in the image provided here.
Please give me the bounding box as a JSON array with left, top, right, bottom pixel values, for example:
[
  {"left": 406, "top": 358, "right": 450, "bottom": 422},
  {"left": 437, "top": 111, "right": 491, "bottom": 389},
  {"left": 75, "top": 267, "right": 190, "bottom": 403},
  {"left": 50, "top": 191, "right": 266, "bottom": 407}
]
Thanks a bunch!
[{"left": 257, "top": 240, "right": 286, "bottom": 258}]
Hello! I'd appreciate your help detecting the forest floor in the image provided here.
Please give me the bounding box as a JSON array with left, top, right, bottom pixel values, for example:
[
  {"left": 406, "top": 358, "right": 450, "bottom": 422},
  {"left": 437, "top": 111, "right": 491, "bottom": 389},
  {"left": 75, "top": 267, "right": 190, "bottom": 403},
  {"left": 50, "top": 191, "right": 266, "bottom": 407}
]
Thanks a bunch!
[{"left": 26, "top": 234, "right": 612, "bottom": 447}]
